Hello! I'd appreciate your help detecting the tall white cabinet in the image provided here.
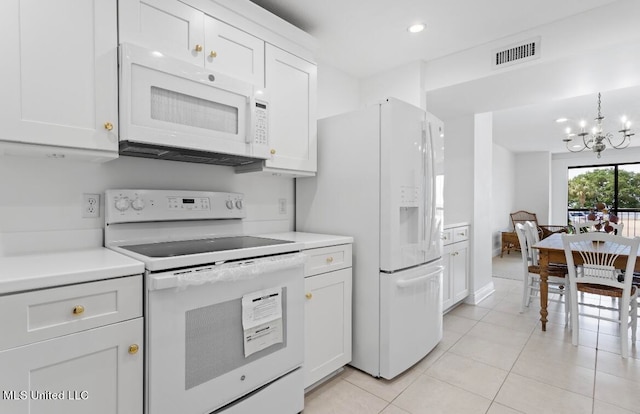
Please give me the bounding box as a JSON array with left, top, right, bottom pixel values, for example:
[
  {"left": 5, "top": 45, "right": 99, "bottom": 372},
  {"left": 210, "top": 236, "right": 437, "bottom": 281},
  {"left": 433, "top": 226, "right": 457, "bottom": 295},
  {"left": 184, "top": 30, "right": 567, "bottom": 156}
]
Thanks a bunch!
[
  {"left": 442, "top": 224, "right": 470, "bottom": 311},
  {"left": 0, "top": 0, "right": 119, "bottom": 161}
]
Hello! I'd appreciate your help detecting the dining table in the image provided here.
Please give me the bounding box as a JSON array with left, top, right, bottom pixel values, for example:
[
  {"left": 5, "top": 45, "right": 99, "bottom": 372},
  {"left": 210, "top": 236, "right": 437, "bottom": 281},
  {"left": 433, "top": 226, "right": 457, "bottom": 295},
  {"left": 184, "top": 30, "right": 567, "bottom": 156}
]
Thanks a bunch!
[{"left": 532, "top": 232, "right": 640, "bottom": 331}]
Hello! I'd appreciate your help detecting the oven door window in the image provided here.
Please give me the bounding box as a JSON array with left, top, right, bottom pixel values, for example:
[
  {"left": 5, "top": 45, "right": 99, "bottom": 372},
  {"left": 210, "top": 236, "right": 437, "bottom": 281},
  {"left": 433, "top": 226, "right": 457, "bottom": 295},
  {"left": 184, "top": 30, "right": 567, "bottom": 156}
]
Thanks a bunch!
[{"left": 184, "top": 289, "right": 287, "bottom": 390}]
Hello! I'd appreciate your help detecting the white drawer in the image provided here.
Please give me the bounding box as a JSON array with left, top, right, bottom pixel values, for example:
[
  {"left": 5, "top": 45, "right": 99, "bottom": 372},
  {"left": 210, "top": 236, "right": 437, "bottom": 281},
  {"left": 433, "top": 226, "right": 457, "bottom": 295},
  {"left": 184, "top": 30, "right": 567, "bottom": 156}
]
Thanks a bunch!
[
  {"left": 453, "top": 226, "right": 470, "bottom": 243},
  {"left": 304, "top": 244, "right": 352, "bottom": 277},
  {"left": 0, "top": 275, "right": 142, "bottom": 351},
  {"left": 441, "top": 229, "right": 454, "bottom": 246}
]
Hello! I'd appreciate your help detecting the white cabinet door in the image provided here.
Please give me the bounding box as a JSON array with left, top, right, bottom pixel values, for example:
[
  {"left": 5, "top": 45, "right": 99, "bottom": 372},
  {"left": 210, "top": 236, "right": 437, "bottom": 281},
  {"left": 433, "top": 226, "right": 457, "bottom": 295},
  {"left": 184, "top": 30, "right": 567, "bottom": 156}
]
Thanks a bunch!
[
  {"left": 452, "top": 241, "right": 469, "bottom": 303},
  {"left": 119, "top": 0, "right": 205, "bottom": 65},
  {"left": 204, "top": 16, "right": 265, "bottom": 86},
  {"left": 0, "top": 0, "right": 118, "bottom": 153},
  {"left": 304, "top": 268, "right": 352, "bottom": 388},
  {"left": 265, "top": 44, "right": 317, "bottom": 173},
  {"left": 0, "top": 318, "right": 143, "bottom": 414}
]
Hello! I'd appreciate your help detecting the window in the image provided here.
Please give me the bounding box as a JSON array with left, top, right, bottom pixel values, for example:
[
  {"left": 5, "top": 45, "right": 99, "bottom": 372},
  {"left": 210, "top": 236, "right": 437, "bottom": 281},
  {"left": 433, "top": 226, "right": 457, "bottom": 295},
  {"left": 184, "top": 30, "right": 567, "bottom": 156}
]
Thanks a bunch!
[{"left": 568, "top": 163, "right": 640, "bottom": 236}]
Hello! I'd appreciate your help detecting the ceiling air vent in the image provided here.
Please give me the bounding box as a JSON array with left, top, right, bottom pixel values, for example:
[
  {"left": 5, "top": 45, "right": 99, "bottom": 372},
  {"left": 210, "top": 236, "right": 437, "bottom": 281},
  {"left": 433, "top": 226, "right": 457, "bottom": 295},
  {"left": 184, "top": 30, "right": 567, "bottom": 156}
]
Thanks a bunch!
[{"left": 492, "top": 37, "right": 541, "bottom": 69}]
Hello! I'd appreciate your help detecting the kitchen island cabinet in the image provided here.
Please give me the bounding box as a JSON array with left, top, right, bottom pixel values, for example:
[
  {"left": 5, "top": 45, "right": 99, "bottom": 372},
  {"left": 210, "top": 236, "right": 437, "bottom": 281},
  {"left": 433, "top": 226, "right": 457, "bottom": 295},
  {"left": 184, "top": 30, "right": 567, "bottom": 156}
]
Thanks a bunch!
[{"left": 0, "top": 0, "right": 118, "bottom": 161}]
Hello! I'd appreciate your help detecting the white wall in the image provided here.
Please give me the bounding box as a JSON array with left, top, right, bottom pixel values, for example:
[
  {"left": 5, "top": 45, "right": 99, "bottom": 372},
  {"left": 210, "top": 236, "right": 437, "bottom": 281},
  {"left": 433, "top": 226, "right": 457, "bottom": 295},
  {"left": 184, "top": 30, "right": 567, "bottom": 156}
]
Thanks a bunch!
[
  {"left": 0, "top": 155, "right": 295, "bottom": 253},
  {"left": 317, "top": 60, "right": 361, "bottom": 119},
  {"left": 359, "top": 61, "right": 425, "bottom": 109},
  {"left": 514, "top": 152, "right": 552, "bottom": 224},
  {"left": 491, "top": 144, "right": 516, "bottom": 255},
  {"left": 442, "top": 116, "right": 474, "bottom": 225}
]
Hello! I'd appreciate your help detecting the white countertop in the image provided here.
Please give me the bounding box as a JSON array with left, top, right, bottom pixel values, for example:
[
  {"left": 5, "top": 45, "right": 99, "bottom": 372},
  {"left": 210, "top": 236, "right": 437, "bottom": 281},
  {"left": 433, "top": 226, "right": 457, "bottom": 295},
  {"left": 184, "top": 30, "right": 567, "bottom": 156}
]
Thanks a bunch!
[
  {"left": 260, "top": 232, "right": 353, "bottom": 250},
  {"left": 444, "top": 222, "right": 470, "bottom": 229},
  {"left": 0, "top": 248, "right": 145, "bottom": 295}
]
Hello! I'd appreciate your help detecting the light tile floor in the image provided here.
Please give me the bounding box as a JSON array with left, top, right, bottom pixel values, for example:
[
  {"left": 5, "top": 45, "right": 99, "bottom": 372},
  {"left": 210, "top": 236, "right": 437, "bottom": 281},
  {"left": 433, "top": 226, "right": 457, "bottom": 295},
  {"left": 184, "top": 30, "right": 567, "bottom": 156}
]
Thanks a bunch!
[{"left": 302, "top": 276, "right": 640, "bottom": 414}]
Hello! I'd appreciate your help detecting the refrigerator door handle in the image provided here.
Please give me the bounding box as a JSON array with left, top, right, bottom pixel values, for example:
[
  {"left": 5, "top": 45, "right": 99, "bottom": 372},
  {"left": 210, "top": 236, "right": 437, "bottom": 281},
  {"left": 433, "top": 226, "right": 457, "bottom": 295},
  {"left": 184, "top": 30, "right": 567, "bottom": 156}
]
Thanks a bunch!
[
  {"left": 421, "top": 122, "right": 428, "bottom": 255},
  {"left": 395, "top": 266, "right": 443, "bottom": 288}
]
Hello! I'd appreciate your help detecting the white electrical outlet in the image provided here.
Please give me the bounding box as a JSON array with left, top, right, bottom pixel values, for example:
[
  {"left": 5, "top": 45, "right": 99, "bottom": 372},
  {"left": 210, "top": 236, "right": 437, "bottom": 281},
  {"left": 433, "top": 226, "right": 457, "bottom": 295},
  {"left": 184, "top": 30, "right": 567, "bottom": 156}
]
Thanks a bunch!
[
  {"left": 278, "top": 198, "right": 287, "bottom": 214},
  {"left": 83, "top": 193, "right": 100, "bottom": 218}
]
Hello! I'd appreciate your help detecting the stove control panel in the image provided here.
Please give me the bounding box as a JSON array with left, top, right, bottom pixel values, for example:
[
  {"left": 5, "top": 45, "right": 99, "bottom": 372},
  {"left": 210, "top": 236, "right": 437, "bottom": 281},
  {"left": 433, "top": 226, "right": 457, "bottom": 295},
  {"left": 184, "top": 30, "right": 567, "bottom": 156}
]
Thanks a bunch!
[{"left": 105, "top": 190, "right": 246, "bottom": 224}]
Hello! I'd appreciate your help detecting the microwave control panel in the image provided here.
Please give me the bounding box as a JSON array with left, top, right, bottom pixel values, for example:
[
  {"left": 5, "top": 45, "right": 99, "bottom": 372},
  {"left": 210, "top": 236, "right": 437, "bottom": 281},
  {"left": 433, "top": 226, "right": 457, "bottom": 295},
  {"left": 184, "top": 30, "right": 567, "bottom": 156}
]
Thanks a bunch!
[{"left": 254, "top": 101, "right": 269, "bottom": 145}]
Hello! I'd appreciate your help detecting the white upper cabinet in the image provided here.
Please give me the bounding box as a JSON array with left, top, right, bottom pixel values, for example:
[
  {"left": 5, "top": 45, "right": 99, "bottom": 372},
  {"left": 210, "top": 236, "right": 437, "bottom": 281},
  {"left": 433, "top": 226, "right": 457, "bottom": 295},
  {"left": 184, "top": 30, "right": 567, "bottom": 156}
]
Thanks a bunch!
[
  {"left": 0, "top": 0, "right": 118, "bottom": 160},
  {"left": 119, "top": 0, "right": 265, "bottom": 86},
  {"left": 204, "top": 16, "right": 265, "bottom": 86},
  {"left": 119, "top": 0, "right": 204, "bottom": 65},
  {"left": 254, "top": 45, "right": 317, "bottom": 175}
]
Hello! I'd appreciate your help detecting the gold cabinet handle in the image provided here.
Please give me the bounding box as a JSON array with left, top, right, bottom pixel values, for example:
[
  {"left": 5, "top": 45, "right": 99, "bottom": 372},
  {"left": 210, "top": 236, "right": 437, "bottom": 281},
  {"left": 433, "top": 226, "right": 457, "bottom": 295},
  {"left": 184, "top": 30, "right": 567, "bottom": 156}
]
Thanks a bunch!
[
  {"left": 72, "top": 305, "right": 85, "bottom": 315},
  {"left": 104, "top": 122, "right": 113, "bottom": 131},
  {"left": 209, "top": 51, "right": 217, "bottom": 58},
  {"left": 195, "top": 44, "right": 203, "bottom": 52},
  {"left": 305, "top": 293, "right": 312, "bottom": 299},
  {"left": 128, "top": 344, "right": 139, "bottom": 355},
  {"left": 326, "top": 256, "right": 334, "bottom": 264},
  {"left": 270, "top": 149, "right": 276, "bottom": 155}
]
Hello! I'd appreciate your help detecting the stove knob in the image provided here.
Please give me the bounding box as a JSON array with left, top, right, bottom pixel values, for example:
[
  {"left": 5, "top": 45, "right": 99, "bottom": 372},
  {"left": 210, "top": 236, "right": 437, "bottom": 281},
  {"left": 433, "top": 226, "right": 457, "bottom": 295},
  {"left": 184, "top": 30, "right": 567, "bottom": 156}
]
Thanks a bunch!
[
  {"left": 115, "top": 197, "right": 130, "bottom": 212},
  {"left": 131, "top": 197, "right": 145, "bottom": 211},
  {"left": 226, "top": 200, "right": 234, "bottom": 209},
  {"left": 235, "top": 200, "right": 243, "bottom": 210}
]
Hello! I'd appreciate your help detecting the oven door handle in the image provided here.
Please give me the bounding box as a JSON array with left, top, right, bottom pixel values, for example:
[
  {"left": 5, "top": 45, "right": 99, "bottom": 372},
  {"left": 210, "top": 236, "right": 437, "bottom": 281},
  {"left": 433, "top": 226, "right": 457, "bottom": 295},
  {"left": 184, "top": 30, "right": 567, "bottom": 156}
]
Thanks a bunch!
[{"left": 148, "top": 253, "right": 305, "bottom": 291}]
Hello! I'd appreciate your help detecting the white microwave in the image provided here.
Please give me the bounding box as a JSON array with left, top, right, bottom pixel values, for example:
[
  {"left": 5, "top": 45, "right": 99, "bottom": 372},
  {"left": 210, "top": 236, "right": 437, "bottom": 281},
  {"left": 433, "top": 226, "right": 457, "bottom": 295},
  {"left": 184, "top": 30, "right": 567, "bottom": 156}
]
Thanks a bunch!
[{"left": 119, "top": 43, "right": 269, "bottom": 166}]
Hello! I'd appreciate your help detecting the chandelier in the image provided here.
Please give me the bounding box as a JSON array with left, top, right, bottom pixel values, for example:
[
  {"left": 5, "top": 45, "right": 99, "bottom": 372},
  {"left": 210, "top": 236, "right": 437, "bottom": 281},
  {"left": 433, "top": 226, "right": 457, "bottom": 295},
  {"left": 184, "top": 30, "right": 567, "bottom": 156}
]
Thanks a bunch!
[{"left": 562, "top": 93, "right": 634, "bottom": 158}]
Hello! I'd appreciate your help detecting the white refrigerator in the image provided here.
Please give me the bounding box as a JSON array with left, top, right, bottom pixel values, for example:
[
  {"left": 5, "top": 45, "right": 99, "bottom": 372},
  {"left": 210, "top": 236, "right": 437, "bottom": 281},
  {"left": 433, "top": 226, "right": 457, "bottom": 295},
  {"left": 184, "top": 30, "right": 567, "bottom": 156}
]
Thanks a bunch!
[{"left": 296, "top": 98, "right": 445, "bottom": 379}]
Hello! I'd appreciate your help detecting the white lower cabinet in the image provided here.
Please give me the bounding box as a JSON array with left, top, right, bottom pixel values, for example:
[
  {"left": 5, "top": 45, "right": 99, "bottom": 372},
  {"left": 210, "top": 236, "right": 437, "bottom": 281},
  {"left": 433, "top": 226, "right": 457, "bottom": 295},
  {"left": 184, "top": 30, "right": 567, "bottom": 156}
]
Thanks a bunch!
[
  {"left": 442, "top": 225, "right": 470, "bottom": 311},
  {"left": 0, "top": 276, "right": 143, "bottom": 414},
  {"left": 303, "top": 244, "right": 352, "bottom": 389}
]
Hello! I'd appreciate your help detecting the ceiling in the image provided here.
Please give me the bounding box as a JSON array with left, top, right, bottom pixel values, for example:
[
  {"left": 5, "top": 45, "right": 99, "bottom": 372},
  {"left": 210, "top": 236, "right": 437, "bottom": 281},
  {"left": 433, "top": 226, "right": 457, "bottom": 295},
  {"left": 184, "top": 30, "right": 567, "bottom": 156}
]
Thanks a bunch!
[{"left": 249, "top": 0, "right": 640, "bottom": 154}]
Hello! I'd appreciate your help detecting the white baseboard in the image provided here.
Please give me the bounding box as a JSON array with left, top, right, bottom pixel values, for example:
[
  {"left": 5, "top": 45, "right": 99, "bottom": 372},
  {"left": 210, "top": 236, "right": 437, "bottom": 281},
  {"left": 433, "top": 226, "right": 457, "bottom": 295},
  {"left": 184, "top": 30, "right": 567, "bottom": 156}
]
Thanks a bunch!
[{"left": 464, "top": 281, "right": 496, "bottom": 305}]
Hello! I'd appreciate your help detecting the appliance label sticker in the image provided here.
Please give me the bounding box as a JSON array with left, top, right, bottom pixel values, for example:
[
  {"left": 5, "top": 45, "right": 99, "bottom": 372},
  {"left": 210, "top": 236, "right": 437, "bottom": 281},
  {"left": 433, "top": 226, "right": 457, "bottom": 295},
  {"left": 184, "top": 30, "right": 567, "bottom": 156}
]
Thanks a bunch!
[{"left": 241, "top": 287, "right": 283, "bottom": 357}]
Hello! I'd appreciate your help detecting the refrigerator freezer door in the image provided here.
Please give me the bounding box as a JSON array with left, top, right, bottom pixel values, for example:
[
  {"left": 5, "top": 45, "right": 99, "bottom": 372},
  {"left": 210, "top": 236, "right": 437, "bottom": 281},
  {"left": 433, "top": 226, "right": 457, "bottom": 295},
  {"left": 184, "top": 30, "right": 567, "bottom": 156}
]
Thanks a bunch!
[
  {"left": 379, "top": 99, "right": 430, "bottom": 272},
  {"left": 379, "top": 261, "right": 443, "bottom": 379}
]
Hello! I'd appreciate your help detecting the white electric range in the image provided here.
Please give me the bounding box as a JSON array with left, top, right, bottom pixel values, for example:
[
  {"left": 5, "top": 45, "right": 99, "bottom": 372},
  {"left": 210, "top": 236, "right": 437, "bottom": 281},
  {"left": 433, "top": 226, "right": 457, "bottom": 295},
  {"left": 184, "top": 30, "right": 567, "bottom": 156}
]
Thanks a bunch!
[{"left": 104, "top": 189, "right": 305, "bottom": 414}]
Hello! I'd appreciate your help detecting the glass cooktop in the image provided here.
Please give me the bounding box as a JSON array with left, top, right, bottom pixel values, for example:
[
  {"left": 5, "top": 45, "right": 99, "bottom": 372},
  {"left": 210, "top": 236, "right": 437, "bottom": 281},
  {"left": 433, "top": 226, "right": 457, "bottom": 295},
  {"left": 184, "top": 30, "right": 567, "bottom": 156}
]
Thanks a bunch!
[{"left": 120, "top": 236, "right": 293, "bottom": 258}]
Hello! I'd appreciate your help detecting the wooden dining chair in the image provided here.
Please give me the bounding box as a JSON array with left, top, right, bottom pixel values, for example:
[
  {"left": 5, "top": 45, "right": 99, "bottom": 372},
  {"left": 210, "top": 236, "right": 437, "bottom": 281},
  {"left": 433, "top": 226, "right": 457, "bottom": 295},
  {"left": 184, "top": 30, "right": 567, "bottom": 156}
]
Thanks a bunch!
[
  {"left": 561, "top": 232, "right": 639, "bottom": 358},
  {"left": 515, "top": 223, "right": 570, "bottom": 322}
]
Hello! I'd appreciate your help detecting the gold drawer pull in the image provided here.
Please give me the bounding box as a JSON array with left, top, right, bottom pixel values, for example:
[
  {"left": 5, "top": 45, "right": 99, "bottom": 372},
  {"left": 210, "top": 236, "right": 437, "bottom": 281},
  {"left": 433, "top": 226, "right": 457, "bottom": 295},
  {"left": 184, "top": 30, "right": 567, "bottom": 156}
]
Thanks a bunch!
[
  {"left": 195, "top": 44, "right": 203, "bottom": 52},
  {"left": 128, "top": 344, "right": 139, "bottom": 355},
  {"left": 270, "top": 149, "right": 276, "bottom": 155},
  {"left": 209, "top": 50, "right": 217, "bottom": 58},
  {"left": 305, "top": 293, "right": 312, "bottom": 299},
  {"left": 104, "top": 122, "right": 113, "bottom": 131},
  {"left": 72, "top": 305, "right": 85, "bottom": 315},
  {"left": 326, "top": 256, "right": 334, "bottom": 264}
]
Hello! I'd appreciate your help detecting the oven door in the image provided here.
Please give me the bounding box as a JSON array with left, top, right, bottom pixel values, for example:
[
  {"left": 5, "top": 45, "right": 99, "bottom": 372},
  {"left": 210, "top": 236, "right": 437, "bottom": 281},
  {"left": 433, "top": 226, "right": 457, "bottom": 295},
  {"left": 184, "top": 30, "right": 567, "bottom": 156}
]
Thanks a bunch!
[
  {"left": 119, "top": 43, "right": 269, "bottom": 159},
  {"left": 146, "top": 253, "right": 304, "bottom": 414}
]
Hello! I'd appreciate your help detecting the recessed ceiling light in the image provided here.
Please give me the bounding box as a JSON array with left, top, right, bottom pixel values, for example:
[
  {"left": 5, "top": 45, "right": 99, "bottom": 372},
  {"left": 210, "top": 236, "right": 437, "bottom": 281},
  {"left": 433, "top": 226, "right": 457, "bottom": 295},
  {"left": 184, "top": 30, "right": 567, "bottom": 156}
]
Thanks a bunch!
[
  {"left": 407, "top": 23, "right": 426, "bottom": 33},
  {"left": 555, "top": 117, "right": 568, "bottom": 123}
]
